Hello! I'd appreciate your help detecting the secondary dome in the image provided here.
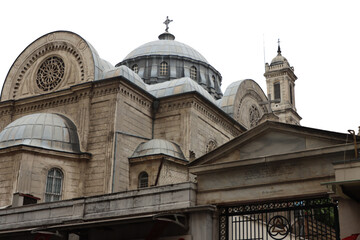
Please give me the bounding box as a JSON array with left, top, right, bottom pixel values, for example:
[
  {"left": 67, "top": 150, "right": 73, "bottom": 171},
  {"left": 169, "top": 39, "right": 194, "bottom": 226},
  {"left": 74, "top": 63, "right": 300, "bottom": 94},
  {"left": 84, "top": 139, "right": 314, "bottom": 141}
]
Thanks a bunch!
[
  {"left": 270, "top": 45, "right": 290, "bottom": 67},
  {"left": 0, "top": 113, "right": 80, "bottom": 153},
  {"left": 131, "top": 139, "right": 186, "bottom": 160},
  {"left": 271, "top": 54, "right": 289, "bottom": 66},
  {"left": 117, "top": 31, "right": 223, "bottom": 100}
]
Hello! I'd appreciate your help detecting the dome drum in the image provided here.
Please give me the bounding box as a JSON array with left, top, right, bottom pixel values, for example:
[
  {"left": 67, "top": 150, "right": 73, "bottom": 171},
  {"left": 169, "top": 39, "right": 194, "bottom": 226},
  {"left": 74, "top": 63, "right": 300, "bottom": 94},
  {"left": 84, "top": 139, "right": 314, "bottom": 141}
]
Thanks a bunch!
[
  {"left": 119, "top": 55, "right": 222, "bottom": 99},
  {"left": 117, "top": 35, "right": 223, "bottom": 100}
]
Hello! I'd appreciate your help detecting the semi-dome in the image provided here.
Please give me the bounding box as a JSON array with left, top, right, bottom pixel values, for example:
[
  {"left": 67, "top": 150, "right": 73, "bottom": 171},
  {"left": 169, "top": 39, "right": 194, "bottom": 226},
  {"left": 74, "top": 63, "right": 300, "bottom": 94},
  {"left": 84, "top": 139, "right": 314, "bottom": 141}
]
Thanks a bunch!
[
  {"left": 130, "top": 139, "right": 186, "bottom": 160},
  {"left": 0, "top": 113, "right": 80, "bottom": 153},
  {"left": 117, "top": 31, "right": 223, "bottom": 100}
]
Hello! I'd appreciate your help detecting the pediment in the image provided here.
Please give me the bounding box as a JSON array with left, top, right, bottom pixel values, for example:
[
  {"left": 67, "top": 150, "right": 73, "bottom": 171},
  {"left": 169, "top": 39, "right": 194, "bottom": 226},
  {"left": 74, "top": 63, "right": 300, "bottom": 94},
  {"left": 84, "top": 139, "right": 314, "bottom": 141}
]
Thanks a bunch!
[{"left": 190, "top": 121, "right": 351, "bottom": 167}]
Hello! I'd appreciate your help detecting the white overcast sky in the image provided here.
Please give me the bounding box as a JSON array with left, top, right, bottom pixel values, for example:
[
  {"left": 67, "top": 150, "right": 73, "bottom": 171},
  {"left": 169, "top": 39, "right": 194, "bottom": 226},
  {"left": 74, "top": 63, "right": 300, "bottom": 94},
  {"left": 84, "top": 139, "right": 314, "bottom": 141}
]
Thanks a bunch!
[{"left": 1, "top": 0, "right": 359, "bottom": 134}]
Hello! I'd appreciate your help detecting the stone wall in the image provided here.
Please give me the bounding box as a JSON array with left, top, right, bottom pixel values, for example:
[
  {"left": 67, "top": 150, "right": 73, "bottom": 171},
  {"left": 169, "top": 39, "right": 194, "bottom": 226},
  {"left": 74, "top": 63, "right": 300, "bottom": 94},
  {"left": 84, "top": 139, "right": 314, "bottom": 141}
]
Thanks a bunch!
[
  {"left": 113, "top": 82, "right": 153, "bottom": 192},
  {"left": 0, "top": 153, "right": 16, "bottom": 206},
  {"left": 155, "top": 94, "right": 241, "bottom": 161},
  {"left": 0, "top": 146, "right": 89, "bottom": 206}
]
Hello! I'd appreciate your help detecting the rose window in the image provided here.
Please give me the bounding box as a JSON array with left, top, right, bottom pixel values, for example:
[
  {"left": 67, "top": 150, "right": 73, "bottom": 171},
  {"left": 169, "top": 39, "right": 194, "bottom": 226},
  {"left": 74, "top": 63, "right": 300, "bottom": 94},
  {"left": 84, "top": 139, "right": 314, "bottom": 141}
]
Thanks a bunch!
[
  {"left": 36, "top": 56, "right": 65, "bottom": 91},
  {"left": 249, "top": 105, "right": 261, "bottom": 128}
]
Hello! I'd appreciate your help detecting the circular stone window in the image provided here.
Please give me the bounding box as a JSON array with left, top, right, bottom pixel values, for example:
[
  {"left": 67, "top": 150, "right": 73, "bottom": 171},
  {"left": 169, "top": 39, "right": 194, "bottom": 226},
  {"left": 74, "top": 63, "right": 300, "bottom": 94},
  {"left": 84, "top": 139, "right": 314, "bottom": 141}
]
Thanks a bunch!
[{"left": 36, "top": 56, "right": 65, "bottom": 91}]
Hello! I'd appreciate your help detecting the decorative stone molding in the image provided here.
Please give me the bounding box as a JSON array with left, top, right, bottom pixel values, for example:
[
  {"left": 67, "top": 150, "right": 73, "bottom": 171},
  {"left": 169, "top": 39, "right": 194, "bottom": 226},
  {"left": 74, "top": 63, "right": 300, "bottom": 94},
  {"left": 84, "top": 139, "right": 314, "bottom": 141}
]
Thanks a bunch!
[
  {"left": 206, "top": 139, "right": 218, "bottom": 153},
  {"left": 1, "top": 31, "right": 98, "bottom": 101},
  {"left": 249, "top": 105, "right": 261, "bottom": 128},
  {"left": 236, "top": 90, "right": 268, "bottom": 120}
]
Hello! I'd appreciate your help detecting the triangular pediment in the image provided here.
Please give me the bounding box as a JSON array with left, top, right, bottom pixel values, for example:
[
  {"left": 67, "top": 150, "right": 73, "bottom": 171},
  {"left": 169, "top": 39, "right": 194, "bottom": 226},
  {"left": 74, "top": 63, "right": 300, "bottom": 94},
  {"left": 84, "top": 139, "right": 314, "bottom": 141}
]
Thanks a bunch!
[{"left": 190, "top": 121, "right": 351, "bottom": 167}]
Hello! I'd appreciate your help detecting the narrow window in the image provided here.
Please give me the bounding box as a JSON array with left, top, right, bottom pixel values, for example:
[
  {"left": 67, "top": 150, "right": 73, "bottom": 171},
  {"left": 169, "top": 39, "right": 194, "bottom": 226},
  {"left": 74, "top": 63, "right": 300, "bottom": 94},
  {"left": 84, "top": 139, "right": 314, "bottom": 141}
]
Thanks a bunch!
[
  {"left": 138, "top": 172, "right": 149, "bottom": 188},
  {"left": 289, "top": 84, "right": 293, "bottom": 105},
  {"left": 132, "top": 64, "right": 139, "bottom": 74},
  {"left": 45, "top": 168, "right": 63, "bottom": 202},
  {"left": 274, "top": 83, "right": 281, "bottom": 100},
  {"left": 159, "top": 62, "right": 168, "bottom": 76},
  {"left": 190, "top": 66, "right": 197, "bottom": 80}
]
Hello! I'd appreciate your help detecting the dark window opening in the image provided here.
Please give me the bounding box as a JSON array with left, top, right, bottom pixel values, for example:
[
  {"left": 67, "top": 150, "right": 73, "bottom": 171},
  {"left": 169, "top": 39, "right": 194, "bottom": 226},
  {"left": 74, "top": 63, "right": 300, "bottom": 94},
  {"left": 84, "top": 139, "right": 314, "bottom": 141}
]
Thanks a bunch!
[
  {"left": 138, "top": 172, "right": 149, "bottom": 188},
  {"left": 274, "top": 83, "right": 281, "bottom": 100}
]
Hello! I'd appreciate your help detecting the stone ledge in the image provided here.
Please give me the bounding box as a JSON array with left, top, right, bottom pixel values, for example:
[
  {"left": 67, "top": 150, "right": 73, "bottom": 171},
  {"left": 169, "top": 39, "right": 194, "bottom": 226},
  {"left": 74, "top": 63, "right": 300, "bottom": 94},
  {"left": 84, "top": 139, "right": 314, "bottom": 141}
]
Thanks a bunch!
[{"left": 0, "top": 182, "right": 197, "bottom": 232}]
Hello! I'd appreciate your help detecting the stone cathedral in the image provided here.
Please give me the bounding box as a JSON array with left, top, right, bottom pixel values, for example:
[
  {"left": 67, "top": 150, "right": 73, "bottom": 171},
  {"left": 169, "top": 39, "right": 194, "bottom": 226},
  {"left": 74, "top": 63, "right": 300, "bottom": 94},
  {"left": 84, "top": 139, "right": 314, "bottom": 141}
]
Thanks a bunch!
[{"left": 0, "top": 20, "right": 359, "bottom": 240}]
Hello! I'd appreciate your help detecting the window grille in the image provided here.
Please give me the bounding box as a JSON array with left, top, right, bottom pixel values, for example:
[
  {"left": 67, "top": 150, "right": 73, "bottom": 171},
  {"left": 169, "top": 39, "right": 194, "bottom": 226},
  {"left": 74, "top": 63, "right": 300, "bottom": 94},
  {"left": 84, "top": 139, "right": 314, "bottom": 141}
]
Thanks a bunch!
[
  {"left": 190, "top": 66, "right": 197, "bottom": 80},
  {"left": 160, "top": 62, "right": 168, "bottom": 76},
  {"left": 132, "top": 64, "right": 139, "bottom": 74},
  {"left": 138, "top": 172, "right": 149, "bottom": 188},
  {"left": 45, "top": 168, "right": 63, "bottom": 202}
]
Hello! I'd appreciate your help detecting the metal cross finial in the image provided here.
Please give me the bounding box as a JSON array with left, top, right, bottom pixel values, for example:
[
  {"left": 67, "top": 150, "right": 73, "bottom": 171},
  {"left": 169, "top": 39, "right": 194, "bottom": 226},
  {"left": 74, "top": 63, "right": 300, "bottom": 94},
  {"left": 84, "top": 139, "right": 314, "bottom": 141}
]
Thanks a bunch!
[
  {"left": 277, "top": 38, "right": 281, "bottom": 54},
  {"left": 259, "top": 94, "right": 280, "bottom": 113},
  {"left": 164, "top": 16, "right": 173, "bottom": 32}
]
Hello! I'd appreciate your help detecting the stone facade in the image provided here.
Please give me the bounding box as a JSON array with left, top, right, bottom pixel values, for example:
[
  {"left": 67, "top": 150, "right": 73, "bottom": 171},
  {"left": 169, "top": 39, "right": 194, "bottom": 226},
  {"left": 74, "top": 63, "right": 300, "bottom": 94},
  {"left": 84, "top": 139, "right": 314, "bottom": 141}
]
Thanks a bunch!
[{"left": 0, "top": 29, "right": 358, "bottom": 240}]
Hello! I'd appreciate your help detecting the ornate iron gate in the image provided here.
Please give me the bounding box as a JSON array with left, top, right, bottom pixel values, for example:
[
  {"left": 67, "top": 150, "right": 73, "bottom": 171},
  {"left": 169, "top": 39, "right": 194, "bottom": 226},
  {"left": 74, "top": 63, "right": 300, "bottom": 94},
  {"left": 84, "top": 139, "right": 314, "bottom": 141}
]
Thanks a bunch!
[{"left": 219, "top": 198, "right": 339, "bottom": 240}]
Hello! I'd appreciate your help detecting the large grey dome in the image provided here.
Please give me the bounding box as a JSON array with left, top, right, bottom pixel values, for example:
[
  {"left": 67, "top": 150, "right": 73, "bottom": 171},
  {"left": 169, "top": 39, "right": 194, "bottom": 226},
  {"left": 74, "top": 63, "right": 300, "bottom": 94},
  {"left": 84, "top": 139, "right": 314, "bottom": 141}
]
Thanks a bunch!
[
  {"left": 0, "top": 113, "right": 80, "bottom": 153},
  {"left": 123, "top": 39, "right": 208, "bottom": 63}
]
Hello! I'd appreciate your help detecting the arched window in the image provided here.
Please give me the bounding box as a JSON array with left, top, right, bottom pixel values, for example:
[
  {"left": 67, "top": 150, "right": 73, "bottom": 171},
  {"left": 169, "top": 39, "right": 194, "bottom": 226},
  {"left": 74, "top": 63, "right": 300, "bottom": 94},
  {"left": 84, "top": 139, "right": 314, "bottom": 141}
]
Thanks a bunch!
[
  {"left": 138, "top": 171, "right": 149, "bottom": 188},
  {"left": 159, "top": 62, "right": 168, "bottom": 76},
  {"left": 190, "top": 66, "right": 197, "bottom": 80},
  {"left": 132, "top": 64, "right": 139, "bottom": 74},
  {"left": 45, "top": 168, "right": 63, "bottom": 202}
]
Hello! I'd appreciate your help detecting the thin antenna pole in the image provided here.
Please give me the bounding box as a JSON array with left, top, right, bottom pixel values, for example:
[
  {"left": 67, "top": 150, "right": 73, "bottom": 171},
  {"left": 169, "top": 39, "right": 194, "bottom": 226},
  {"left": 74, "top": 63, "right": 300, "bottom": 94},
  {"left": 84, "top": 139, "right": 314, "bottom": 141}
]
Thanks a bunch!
[{"left": 263, "top": 34, "right": 266, "bottom": 71}]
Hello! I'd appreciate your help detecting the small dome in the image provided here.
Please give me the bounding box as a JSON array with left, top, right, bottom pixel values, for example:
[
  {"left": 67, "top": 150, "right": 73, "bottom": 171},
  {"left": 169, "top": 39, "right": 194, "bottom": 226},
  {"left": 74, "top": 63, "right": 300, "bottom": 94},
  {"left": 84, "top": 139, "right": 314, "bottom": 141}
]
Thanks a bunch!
[
  {"left": 121, "top": 40, "right": 208, "bottom": 64},
  {"left": 0, "top": 113, "right": 80, "bottom": 153},
  {"left": 131, "top": 139, "right": 186, "bottom": 160},
  {"left": 270, "top": 45, "right": 290, "bottom": 67},
  {"left": 271, "top": 53, "right": 289, "bottom": 66}
]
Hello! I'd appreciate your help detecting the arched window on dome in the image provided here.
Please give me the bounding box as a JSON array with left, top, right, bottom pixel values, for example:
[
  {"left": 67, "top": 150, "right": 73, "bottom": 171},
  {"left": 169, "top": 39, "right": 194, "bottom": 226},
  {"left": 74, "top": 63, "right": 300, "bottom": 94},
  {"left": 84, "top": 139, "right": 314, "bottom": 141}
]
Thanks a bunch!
[
  {"left": 211, "top": 75, "right": 216, "bottom": 88},
  {"left": 138, "top": 171, "right": 149, "bottom": 188},
  {"left": 132, "top": 64, "right": 139, "bottom": 74},
  {"left": 190, "top": 66, "right": 197, "bottom": 81},
  {"left": 159, "top": 62, "right": 168, "bottom": 76},
  {"left": 45, "top": 168, "right": 63, "bottom": 202}
]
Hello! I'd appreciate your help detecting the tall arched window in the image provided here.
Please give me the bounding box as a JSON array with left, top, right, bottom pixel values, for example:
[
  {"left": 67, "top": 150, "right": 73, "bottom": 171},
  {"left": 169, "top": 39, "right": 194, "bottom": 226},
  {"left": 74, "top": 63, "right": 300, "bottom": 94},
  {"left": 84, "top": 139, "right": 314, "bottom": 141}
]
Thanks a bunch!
[
  {"left": 132, "top": 64, "right": 139, "bottom": 74},
  {"left": 190, "top": 66, "right": 197, "bottom": 80},
  {"left": 45, "top": 168, "right": 63, "bottom": 202},
  {"left": 159, "top": 62, "right": 168, "bottom": 76},
  {"left": 138, "top": 171, "right": 149, "bottom": 188}
]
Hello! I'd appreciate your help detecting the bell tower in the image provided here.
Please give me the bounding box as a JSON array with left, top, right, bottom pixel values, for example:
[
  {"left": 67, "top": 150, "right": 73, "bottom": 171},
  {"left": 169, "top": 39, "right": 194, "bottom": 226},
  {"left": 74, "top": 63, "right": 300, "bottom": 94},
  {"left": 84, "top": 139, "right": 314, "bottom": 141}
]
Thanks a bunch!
[{"left": 264, "top": 40, "right": 301, "bottom": 125}]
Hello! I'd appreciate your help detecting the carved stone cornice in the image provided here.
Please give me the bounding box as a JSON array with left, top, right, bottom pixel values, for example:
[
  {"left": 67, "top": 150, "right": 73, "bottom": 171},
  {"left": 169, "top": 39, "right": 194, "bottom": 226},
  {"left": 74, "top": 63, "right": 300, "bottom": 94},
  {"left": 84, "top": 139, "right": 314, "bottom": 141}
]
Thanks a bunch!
[
  {"left": 0, "top": 78, "right": 155, "bottom": 117},
  {"left": 0, "top": 144, "right": 91, "bottom": 160},
  {"left": 264, "top": 68, "right": 297, "bottom": 80}
]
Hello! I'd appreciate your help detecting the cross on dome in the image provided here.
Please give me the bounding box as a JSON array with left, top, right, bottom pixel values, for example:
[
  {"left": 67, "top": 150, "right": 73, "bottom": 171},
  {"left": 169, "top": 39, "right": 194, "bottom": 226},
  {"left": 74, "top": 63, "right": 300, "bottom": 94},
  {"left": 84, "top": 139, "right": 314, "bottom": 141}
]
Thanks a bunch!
[
  {"left": 164, "top": 16, "right": 173, "bottom": 32},
  {"left": 277, "top": 38, "right": 281, "bottom": 55}
]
